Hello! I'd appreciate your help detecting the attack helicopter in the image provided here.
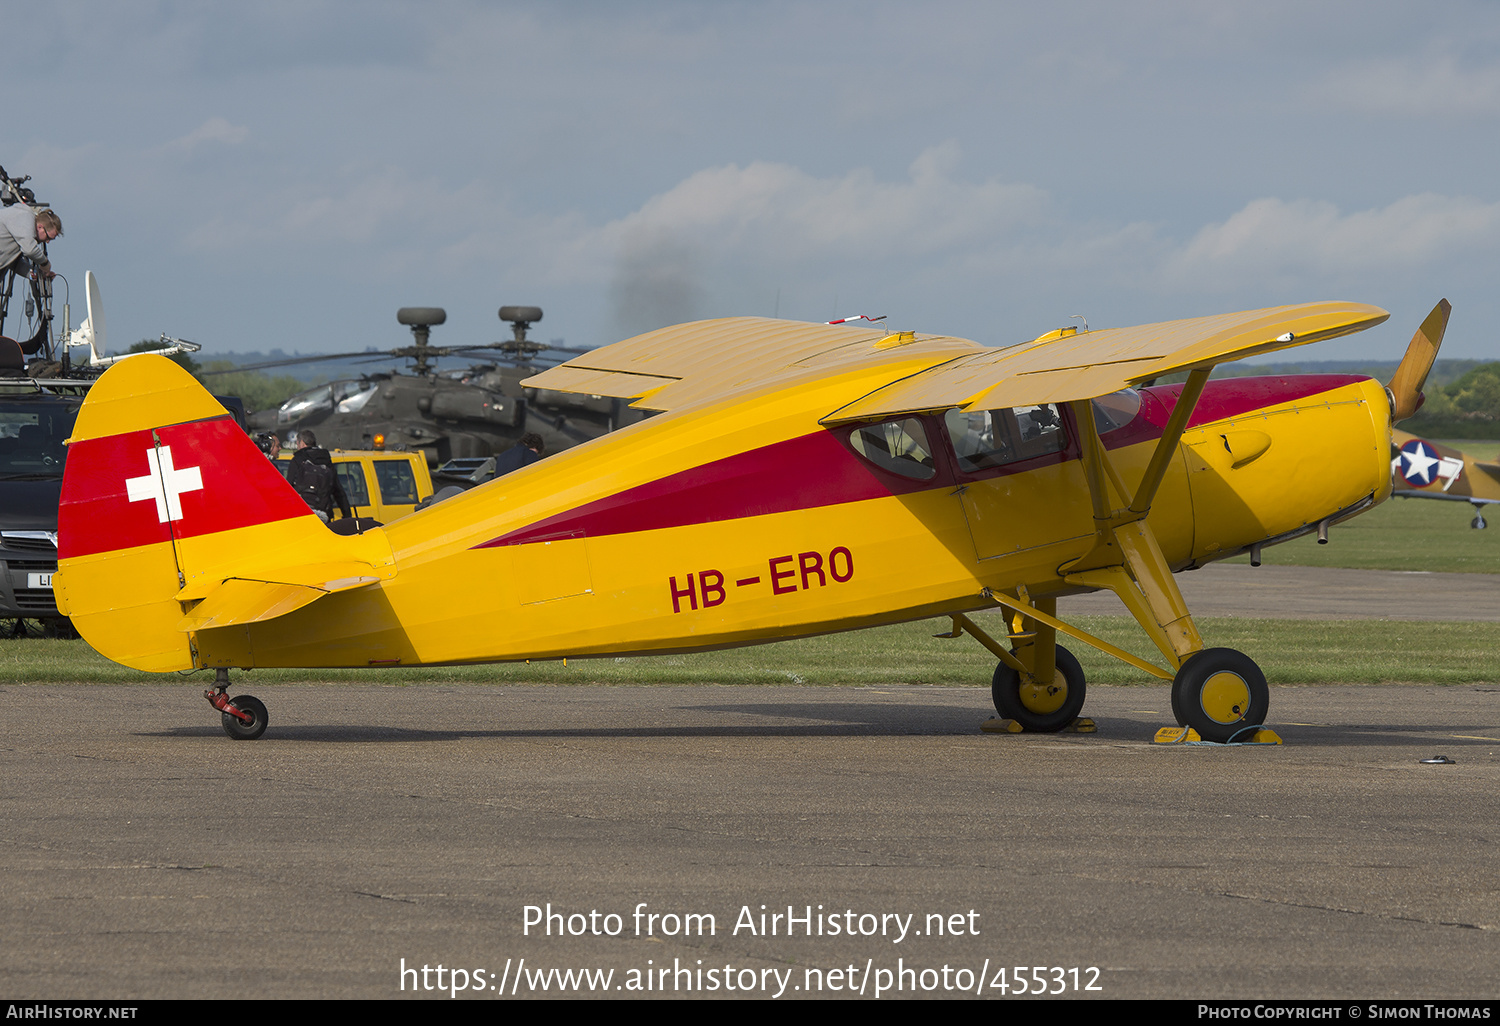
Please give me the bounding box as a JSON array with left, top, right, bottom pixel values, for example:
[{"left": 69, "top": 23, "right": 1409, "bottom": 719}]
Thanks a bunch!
[{"left": 216, "top": 306, "right": 649, "bottom": 466}]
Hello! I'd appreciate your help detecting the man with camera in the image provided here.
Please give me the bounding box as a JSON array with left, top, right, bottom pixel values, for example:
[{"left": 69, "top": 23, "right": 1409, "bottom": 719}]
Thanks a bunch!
[{"left": 0, "top": 205, "right": 62, "bottom": 280}]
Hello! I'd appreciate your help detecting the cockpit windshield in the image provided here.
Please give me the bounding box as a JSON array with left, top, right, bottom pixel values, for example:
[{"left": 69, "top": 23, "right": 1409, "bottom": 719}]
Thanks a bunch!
[
  {"left": 1090, "top": 388, "right": 1142, "bottom": 433},
  {"left": 278, "top": 379, "right": 370, "bottom": 425}
]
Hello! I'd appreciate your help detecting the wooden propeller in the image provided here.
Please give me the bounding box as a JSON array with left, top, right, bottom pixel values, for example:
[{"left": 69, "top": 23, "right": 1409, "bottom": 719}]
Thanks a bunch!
[{"left": 1388, "top": 299, "right": 1451, "bottom": 423}]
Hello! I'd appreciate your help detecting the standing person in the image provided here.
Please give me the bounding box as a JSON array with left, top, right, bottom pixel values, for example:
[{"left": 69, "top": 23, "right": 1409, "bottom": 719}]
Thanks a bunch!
[
  {"left": 491, "top": 433, "right": 544, "bottom": 476},
  {"left": 0, "top": 206, "right": 61, "bottom": 280},
  {"left": 286, "top": 430, "right": 352, "bottom": 523}
]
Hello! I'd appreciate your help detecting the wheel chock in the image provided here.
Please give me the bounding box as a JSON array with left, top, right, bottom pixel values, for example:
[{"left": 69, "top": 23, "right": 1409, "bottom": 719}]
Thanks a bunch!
[
  {"left": 982, "top": 717, "right": 1096, "bottom": 734},
  {"left": 1153, "top": 726, "right": 1283, "bottom": 745}
]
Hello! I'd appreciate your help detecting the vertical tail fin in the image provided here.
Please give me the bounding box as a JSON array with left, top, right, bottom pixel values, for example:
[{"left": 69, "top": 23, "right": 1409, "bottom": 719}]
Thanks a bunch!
[{"left": 55, "top": 356, "right": 391, "bottom": 671}]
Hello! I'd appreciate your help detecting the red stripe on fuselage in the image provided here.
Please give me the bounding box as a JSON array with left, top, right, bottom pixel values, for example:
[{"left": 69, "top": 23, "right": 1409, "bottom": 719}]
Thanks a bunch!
[
  {"left": 476, "top": 374, "right": 1371, "bottom": 548},
  {"left": 59, "top": 417, "right": 312, "bottom": 559},
  {"left": 475, "top": 429, "right": 907, "bottom": 549},
  {"left": 1129, "top": 374, "right": 1370, "bottom": 443}
]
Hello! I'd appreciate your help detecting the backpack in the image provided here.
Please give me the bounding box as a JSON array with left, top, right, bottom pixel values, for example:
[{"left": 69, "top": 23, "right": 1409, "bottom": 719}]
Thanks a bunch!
[{"left": 289, "top": 454, "right": 336, "bottom": 512}]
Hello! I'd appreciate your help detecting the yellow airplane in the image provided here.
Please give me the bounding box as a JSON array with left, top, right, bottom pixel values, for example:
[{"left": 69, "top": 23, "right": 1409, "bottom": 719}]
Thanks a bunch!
[
  {"left": 1391, "top": 429, "right": 1500, "bottom": 528},
  {"left": 53, "top": 298, "right": 1449, "bottom": 742}
]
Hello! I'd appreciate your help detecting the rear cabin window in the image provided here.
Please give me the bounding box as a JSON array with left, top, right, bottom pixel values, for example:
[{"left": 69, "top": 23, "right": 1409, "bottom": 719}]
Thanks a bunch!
[
  {"left": 944, "top": 404, "right": 1066, "bottom": 473},
  {"left": 374, "top": 460, "right": 420, "bottom": 505},
  {"left": 849, "top": 418, "right": 937, "bottom": 481}
]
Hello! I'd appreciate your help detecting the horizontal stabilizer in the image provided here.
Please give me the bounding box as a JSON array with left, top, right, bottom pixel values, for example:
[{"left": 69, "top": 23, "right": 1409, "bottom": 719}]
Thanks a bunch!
[
  {"left": 177, "top": 573, "right": 381, "bottom": 632},
  {"left": 178, "top": 580, "right": 326, "bottom": 631},
  {"left": 175, "top": 560, "right": 393, "bottom": 601}
]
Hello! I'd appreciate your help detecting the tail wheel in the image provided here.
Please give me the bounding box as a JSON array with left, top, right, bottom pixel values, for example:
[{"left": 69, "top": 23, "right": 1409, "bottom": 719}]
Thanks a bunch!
[
  {"left": 992, "top": 645, "right": 1086, "bottom": 732},
  {"left": 1171, "top": 648, "right": 1269, "bottom": 743},
  {"left": 222, "top": 694, "right": 269, "bottom": 741}
]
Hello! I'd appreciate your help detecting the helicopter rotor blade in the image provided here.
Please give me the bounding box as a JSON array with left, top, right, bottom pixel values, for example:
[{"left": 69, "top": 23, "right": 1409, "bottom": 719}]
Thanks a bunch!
[
  {"left": 196, "top": 339, "right": 594, "bottom": 378},
  {"left": 198, "top": 351, "right": 395, "bottom": 376}
]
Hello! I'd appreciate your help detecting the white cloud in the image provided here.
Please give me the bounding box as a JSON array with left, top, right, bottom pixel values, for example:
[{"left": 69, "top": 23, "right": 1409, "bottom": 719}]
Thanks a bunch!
[
  {"left": 1319, "top": 55, "right": 1500, "bottom": 117},
  {"left": 1165, "top": 193, "right": 1500, "bottom": 287},
  {"left": 169, "top": 116, "right": 250, "bottom": 151},
  {"left": 594, "top": 142, "right": 1047, "bottom": 261},
  {"left": 564, "top": 144, "right": 1052, "bottom": 333},
  {"left": 151, "top": 141, "right": 1500, "bottom": 344}
]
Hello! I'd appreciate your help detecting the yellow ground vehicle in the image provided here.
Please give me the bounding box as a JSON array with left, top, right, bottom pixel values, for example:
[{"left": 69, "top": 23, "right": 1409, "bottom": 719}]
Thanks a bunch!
[{"left": 275, "top": 449, "right": 433, "bottom": 524}]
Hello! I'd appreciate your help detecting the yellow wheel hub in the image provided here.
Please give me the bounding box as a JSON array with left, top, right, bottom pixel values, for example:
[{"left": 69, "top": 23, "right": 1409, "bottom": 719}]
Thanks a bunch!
[
  {"left": 1019, "top": 670, "right": 1068, "bottom": 714},
  {"left": 1200, "top": 671, "right": 1251, "bottom": 724}
]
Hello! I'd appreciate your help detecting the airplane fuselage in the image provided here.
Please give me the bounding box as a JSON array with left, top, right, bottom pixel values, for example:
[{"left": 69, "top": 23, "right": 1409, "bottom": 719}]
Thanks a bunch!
[{"left": 188, "top": 365, "right": 1391, "bottom": 670}]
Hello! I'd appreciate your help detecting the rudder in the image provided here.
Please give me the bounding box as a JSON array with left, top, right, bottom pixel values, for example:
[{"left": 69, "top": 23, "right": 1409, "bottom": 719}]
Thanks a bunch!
[{"left": 54, "top": 356, "right": 380, "bottom": 671}]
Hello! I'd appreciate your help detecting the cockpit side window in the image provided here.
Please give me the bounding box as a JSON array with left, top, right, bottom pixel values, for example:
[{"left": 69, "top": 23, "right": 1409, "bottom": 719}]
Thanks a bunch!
[
  {"left": 849, "top": 417, "right": 938, "bottom": 481},
  {"left": 944, "top": 404, "right": 1065, "bottom": 473}
]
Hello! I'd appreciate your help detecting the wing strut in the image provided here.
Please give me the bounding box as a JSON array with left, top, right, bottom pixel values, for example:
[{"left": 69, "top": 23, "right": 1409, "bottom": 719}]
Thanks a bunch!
[{"left": 1058, "top": 367, "right": 1213, "bottom": 670}]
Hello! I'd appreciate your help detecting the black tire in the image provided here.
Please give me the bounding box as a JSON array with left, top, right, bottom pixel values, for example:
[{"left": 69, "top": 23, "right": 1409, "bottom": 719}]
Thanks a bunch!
[
  {"left": 1170, "top": 648, "right": 1268, "bottom": 743},
  {"left": 222, "top": 694, "right": 269, "bottom": 741},
  {"left": 992, "top": 644, "right": 1086, "bottom": 732}
]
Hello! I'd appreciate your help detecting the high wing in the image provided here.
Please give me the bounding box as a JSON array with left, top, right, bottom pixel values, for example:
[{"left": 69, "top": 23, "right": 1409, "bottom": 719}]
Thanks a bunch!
[
  {"left": 824, "top": 302, "right": 1388, "bottom": 422},
  {"left": 522, "top": 317, "right": 981, "bottom": 411},
  {"left": 526, "top": 303, "right": 1389, "bottom": 419}
]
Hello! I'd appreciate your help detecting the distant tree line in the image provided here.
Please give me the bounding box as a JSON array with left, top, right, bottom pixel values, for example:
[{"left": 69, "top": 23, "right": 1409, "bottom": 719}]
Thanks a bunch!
[
  {"left": 1404, "top": 362, "right": 1500, "bottom": 439},
  {"left": 1158, "top": 359, "right": 1500, "bottom": 439}
]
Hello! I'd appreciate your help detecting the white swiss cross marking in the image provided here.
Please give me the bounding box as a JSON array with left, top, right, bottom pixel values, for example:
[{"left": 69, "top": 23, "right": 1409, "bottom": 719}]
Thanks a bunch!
[{"left": 125, "top": 445, "right": 204, "bottom": 523}]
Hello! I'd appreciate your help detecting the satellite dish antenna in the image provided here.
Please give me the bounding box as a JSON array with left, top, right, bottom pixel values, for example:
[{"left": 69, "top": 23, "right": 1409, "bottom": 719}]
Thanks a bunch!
[
  {"left": 66, "top": 270, "right": 107, "bottom": 365},
  {"left": 63, "top": 271, "right": 200, "bottom": 368}
]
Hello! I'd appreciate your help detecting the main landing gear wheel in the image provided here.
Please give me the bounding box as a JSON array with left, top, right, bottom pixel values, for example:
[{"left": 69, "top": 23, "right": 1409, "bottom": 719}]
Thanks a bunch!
[
  {"left": 992, "top": 645, "right": 1086, "bottom": 733},
  {"left": 1170, "top": 648, "right": 1268, "bottom": 743},
  {"left": 221, "top": 694, "right": 269, "bottom": 741}
]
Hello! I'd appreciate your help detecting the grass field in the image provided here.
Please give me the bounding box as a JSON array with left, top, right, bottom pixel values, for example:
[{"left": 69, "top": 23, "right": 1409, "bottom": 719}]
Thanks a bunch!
[
  {"left": 4, "top": 612, "right": 1497, "bottom": 687},
  {"left": 1427, "top": 439, "right": 1500, "bottom": 462}
]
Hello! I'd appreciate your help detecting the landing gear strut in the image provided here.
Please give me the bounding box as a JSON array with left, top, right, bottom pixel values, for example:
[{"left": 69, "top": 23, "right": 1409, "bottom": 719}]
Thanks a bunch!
[{"left": 205, "top": 668, "right": 269, "bottom": 740}]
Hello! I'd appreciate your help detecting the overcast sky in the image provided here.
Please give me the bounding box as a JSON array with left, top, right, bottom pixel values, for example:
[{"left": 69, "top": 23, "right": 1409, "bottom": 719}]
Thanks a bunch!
[{"left": 8, "top": 1, "right": 1500, "bottom": 363}]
